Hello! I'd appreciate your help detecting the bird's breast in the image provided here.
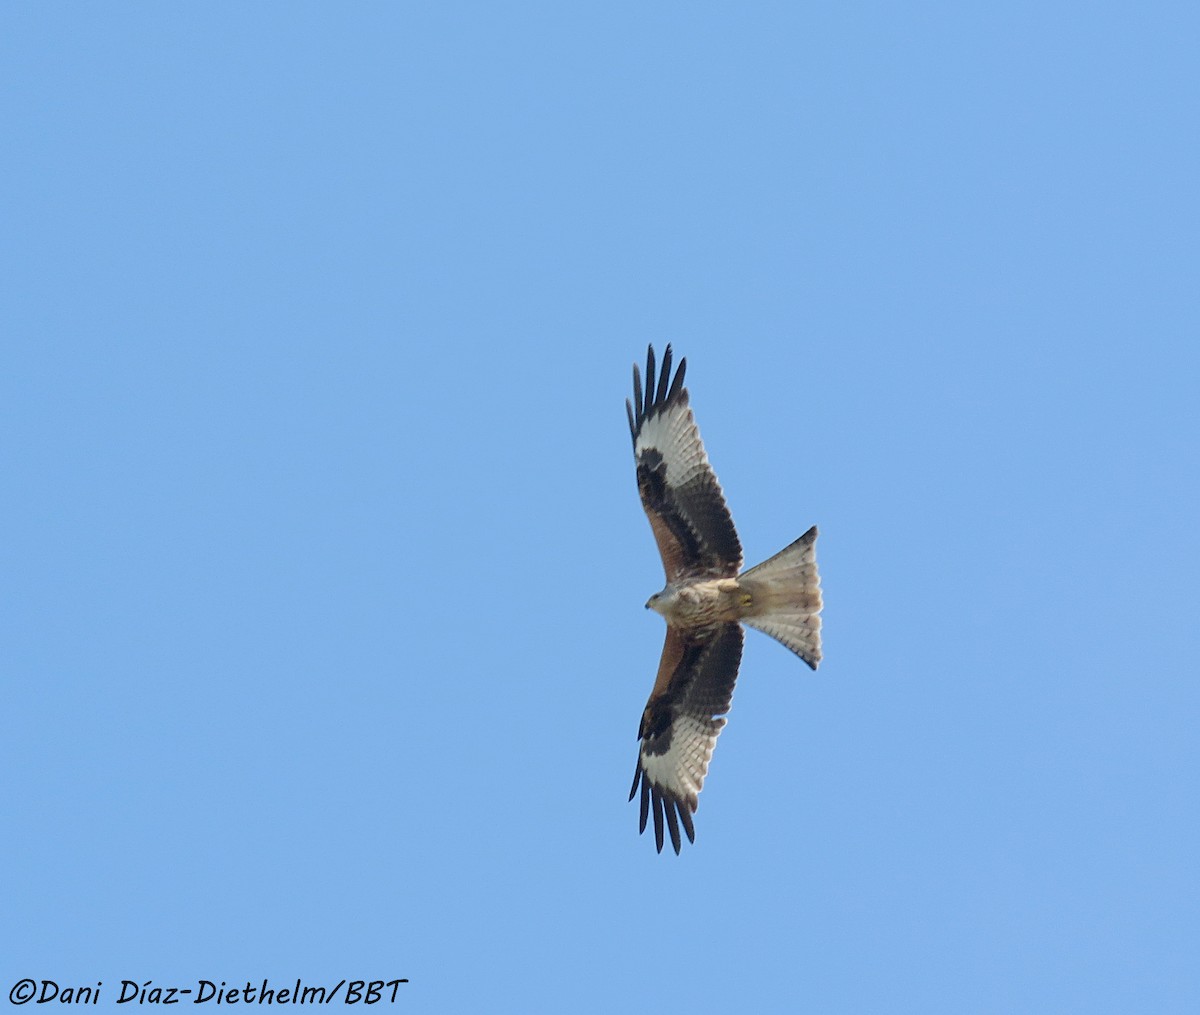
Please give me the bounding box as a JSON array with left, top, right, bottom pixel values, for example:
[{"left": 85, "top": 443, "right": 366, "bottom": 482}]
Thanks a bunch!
[{"left": 662, "top": 578, "right": 746, "bottom": 626}]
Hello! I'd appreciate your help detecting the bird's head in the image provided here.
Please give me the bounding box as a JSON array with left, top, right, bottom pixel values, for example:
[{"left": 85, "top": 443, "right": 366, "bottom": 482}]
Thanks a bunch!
[{"left": 645, "top": 587, "right": 676, "bottom": 617}]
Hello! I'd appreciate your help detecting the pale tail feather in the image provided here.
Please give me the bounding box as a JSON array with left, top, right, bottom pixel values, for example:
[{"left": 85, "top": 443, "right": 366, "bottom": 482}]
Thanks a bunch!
[{"left": 739, "top": 526, "right": 822, "bottom": 669}]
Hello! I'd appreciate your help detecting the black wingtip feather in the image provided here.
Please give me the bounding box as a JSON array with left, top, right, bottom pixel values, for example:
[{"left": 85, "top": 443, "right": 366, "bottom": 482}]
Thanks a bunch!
[
  {"left": 628, "top": 344, "right": 689, "bottom": 443},
  {"left": 633, "top": 781, "right": 696, "bottom": 854},
  {"left": 668, "top": 356, "right": 687, "bottom": 401},
  {"left": 656, "top": 345, "right": 672, "bottom": 405},
  {"left": 644, "top": 345, "right": 656, "bottom": 418},
  {"left": 679, "top": 803, "right": 695, "bottom": 844},
  {"left": 664, "top": 797, "right": 682, "bottom": 854}
]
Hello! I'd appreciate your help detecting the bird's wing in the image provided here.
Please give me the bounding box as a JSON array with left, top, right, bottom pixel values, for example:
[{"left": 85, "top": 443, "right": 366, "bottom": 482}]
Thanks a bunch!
[
  {"left": 626, "top": 345, "right": 742, "bottom": 581},
  {"left": 628, "top": 622, "right": 744, "bottom": 854}
]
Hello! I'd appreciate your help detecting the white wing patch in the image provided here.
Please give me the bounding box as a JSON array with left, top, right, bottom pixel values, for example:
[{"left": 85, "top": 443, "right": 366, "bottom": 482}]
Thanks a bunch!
[
  {"left": 634, "top": 397, "right": 718, "bottom": 493},
  {"left": 640, "top": 713, "right": 726, "bottom": 806}
]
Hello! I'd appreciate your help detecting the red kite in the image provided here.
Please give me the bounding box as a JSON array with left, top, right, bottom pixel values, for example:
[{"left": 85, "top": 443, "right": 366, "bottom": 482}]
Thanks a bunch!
[{"left": 626, "top": 345, "right": 823, "bottom": 853}]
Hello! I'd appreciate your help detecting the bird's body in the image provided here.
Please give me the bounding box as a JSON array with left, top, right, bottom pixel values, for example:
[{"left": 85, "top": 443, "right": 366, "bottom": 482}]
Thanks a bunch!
[
  {"left": 646, "top": 577, "right": 746, "bottom": 627},
  {"left": 625, "top": 345, "right": 823, "bottom": 853}
]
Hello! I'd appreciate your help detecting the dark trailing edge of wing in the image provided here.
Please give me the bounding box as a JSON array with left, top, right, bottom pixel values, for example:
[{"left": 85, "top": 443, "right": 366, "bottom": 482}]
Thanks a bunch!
[{"left": 626, "top": 344, "right": 687, "bottom": 448}]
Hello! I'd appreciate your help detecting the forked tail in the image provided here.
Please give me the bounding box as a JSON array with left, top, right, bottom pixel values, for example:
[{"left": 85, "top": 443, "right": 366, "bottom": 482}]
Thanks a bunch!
[{"left": 739, "top": 525, "right": 822, "bottom": 669}]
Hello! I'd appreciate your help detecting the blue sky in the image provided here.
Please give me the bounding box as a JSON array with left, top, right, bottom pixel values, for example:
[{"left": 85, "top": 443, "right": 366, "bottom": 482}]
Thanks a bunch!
[{"left": 3, "top": 4, "right": 1197, "bottom": 1012}]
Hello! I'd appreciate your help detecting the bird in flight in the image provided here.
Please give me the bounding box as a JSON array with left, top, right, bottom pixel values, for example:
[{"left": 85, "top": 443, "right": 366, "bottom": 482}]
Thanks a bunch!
[{"left": 626, "top": 344, "right": 822, "bottom": 853}]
